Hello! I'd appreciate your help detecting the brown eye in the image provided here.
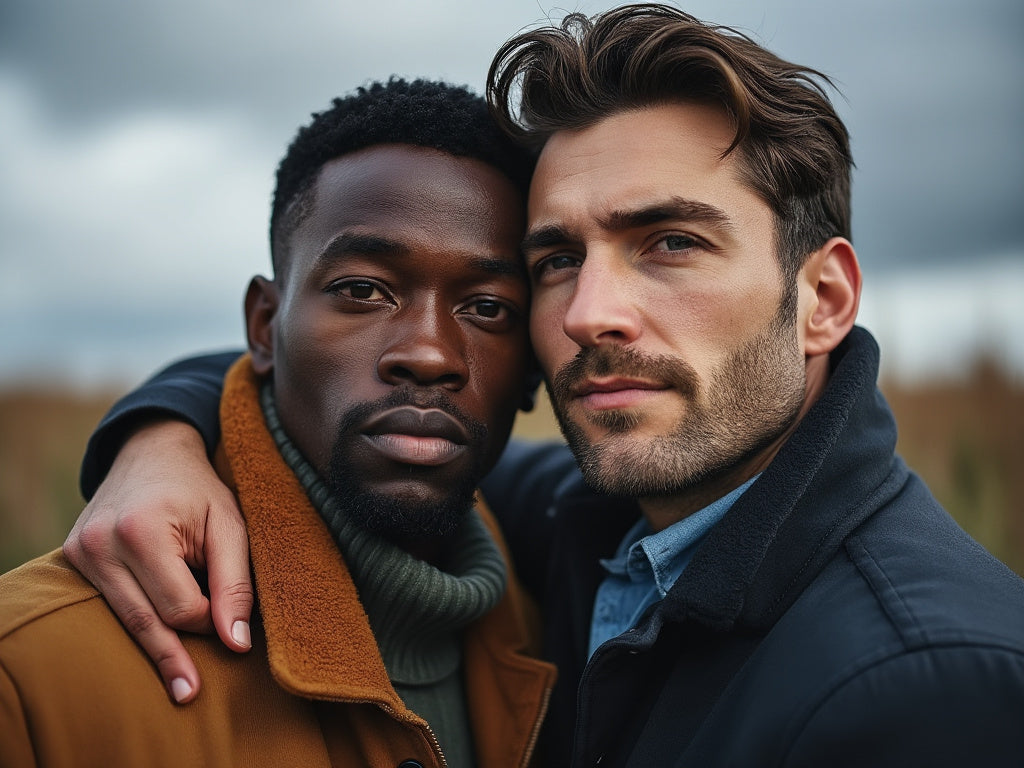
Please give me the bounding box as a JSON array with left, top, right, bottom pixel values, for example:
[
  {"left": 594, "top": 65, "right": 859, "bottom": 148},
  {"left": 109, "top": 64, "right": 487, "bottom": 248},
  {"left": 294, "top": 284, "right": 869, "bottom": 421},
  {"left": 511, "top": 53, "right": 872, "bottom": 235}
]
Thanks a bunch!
[
  {"left": 459, "top": 297, "right": 518, "bottom": 330},
  {"left": 327, "top": 279, "right": 387, "bottom": 301},
  {"left": 347, "top": 282, "right": 377, "bottom": 299},
  {"left": 474, "top": 300, "right": 503, "bottom": 318}
]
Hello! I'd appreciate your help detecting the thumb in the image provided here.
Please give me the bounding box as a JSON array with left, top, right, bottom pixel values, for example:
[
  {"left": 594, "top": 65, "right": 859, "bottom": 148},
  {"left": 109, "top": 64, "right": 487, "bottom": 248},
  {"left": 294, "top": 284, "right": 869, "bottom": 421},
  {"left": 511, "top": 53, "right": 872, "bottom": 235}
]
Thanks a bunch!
[{"left": 204, "top": 495, "right": 254, "bottom": 653}]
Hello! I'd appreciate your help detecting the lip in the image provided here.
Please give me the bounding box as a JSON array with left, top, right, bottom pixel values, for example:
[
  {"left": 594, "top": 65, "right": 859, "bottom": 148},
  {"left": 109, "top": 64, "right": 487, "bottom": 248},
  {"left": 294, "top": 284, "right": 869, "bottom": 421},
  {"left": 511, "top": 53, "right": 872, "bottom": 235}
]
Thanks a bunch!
[
  {"left": 571, "top": 377, "right": 668, "bottom": 398},
  {"left": 571, "top": 377, "right": 669, "bottom": 411},
  {"left": 359, "top": 407, "right": 470, "bottom": 466}
]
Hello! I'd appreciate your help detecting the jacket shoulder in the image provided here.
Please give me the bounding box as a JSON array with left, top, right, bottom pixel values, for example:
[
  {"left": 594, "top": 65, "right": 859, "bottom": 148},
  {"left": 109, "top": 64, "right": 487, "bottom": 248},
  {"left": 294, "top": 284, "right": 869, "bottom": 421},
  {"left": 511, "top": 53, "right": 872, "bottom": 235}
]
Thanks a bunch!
[
  {"left": 0, "top": 550, "right": 101, "bottom": 642},
  {"left": 782, "top": 641, "right": 1024, "bottom": 766},
  {"left": 697, "top": 490, "right": 1024, "bottom": 766},
  {"left": 776, "top": 493, "right": 1024, "bottom": 765},
  {"left": 847, "top": 477, "right": 1024, "bottom": 648}
]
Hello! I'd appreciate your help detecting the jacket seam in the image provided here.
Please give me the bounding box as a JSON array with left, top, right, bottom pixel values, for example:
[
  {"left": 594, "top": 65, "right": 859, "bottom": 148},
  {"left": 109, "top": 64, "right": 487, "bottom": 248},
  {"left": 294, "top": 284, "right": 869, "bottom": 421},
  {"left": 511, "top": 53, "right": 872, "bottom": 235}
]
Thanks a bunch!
[
  {"left": 767, "top": 466, "right": 907, "bottom": 619},
  {"left": 0, "top": 591, "right": 105, "bottom": 643},
  {"left": 848, "top": 534, "right": 928, "bottom": 647}
]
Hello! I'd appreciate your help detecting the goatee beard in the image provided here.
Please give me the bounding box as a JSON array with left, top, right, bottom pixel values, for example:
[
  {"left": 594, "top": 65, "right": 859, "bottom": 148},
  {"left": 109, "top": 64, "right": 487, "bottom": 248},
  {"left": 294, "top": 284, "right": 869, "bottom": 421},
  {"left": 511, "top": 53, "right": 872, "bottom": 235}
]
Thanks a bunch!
[{"left": 325, "top": 388, "right": 488, "bottom": 542}]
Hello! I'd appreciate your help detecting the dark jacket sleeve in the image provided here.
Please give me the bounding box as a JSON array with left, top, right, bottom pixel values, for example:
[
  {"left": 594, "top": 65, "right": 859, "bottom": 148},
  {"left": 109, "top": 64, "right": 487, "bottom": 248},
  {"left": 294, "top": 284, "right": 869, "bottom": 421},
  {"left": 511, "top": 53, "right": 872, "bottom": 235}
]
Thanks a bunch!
[
  {"left": 479, "top": 439, "right": 580, "bottom": 598},
  {"left": 79, "top": 350, "right": 243, "bottom": 499}
]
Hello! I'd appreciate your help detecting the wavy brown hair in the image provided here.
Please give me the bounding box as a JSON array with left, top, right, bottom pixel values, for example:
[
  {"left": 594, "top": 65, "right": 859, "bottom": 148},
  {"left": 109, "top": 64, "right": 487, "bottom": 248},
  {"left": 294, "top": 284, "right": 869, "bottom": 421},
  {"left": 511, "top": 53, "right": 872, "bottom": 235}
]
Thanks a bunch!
[{"left": 487, "top": 3, "right": 853, "bottom": 280}]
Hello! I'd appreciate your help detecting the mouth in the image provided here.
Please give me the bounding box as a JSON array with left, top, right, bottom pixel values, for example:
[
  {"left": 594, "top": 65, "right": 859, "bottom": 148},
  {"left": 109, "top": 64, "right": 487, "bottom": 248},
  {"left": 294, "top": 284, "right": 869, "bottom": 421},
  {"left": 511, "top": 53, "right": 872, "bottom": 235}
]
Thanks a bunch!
[
  {"left": 359, "top": 407, "right": 471, "bottom": 466},
  {"left": 570, "top": 377, "right": 669, "bottom": 410}
]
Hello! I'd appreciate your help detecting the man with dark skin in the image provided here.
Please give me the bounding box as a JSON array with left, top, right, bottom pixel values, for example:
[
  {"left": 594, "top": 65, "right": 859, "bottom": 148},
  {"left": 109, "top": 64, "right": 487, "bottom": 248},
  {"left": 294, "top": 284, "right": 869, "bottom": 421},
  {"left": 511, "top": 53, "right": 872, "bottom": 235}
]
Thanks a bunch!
[
  {"left": 63, "top": 6, "right": 1024, "bottom": 766},
  {"left": 0, "top": 79, "right": 555, "bottom": 768}
]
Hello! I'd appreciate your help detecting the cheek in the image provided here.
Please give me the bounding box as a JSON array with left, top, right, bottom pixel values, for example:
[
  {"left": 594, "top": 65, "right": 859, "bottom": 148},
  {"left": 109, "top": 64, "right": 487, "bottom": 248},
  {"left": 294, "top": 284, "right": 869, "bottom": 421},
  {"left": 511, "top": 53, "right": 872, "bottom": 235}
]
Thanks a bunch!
[
  {"left": 272, "top": 304, "right": 365, "bottom": 468},
  {"left": 529, "top": 294, "right": 573, "bottom": 377},
  {"left": 468, "top": 339, "right": 531, "bottom": 464},
  {"left": 479, "top": 333, "right": 531, "bottom": 406}
]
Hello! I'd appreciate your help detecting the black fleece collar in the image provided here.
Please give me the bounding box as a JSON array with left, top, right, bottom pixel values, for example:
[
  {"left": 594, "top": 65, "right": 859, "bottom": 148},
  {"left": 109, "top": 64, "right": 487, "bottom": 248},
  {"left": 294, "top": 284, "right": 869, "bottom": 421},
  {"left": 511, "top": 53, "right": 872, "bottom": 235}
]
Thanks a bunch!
[{"left": 660, "top": 326, "right": 910, "bottom": 631}]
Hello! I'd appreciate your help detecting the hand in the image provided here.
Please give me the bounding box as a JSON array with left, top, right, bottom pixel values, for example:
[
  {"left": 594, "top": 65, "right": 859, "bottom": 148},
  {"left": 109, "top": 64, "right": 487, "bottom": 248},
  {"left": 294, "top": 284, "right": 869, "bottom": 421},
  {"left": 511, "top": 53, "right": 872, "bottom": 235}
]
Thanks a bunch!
[{"left": 63, "top": 419, "right": 253, "bottom": 704}]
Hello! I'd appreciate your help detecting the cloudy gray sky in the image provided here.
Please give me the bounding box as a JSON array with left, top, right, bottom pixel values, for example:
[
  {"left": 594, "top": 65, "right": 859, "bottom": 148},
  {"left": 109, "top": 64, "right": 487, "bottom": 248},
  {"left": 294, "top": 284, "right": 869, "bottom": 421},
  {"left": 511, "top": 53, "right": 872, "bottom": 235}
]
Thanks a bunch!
[{"left": 1, "top": 0, "right": 1022, "bottom": 388}]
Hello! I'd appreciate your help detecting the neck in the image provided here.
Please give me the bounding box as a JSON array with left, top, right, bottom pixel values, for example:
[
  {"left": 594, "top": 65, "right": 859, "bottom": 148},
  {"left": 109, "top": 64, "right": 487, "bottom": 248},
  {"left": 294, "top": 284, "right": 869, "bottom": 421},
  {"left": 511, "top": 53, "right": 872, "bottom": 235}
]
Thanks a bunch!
[{"left": 637, "top": 443, "right": 778, "bottom": 532}]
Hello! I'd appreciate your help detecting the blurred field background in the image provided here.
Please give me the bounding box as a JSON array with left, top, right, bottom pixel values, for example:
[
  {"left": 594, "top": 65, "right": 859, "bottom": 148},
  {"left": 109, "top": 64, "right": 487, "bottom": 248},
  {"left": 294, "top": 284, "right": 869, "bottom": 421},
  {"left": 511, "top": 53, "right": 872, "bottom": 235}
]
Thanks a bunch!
[{"left": 2, "top": 363, "right": 1022, "bottom": 576}]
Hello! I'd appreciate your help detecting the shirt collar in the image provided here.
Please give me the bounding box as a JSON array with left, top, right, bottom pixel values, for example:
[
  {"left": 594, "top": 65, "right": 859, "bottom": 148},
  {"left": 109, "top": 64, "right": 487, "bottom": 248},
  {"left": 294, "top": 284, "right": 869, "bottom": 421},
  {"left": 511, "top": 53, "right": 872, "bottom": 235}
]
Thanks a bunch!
[{"left": 601, "top": 476, "right": 759, "bottom": 597}]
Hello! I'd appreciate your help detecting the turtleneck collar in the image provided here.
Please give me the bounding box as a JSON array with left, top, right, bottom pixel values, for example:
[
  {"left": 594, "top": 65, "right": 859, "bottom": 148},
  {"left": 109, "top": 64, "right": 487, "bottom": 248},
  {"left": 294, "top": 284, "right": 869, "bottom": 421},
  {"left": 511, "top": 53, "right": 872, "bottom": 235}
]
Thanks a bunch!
[{"left": 260, "top": 383, "right": 507, "bottom": 684}]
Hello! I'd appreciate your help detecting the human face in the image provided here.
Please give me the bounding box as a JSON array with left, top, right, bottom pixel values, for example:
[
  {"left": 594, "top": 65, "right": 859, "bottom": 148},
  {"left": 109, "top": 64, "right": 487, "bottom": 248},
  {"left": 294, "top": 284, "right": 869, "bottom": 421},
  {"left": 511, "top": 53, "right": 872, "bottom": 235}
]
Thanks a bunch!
[
  {"left": 251, "top": 145, "right": 531, "bottom": 541},
  {"left": 523, "top": 103, "right": 808, "bottom": 520}
]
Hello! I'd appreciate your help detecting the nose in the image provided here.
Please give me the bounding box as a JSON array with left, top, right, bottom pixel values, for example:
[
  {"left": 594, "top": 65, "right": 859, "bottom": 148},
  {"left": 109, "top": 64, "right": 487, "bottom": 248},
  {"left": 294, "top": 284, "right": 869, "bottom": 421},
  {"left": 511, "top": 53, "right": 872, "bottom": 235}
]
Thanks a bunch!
[
  {"left": 377, "top": 301, "right": 469, "bottom": 390},
  {"left": 561, "top": 255, "right": 642, "bottom": 348}
]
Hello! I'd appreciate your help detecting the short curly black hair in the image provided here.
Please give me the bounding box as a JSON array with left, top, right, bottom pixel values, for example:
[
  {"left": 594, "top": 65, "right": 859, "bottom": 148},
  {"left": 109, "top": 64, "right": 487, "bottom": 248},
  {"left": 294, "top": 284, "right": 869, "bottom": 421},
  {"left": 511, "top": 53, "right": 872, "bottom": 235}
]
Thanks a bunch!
[{"left": 269, "top": 77, "right": 536, "bottom": 275}]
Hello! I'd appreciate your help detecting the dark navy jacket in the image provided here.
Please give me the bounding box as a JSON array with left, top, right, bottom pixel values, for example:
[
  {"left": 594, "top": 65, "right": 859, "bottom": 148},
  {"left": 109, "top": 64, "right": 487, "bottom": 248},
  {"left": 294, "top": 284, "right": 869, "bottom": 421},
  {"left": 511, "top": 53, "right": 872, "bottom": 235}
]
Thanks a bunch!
[{"left": 82, "top": 328, "right": 1024, "bottom": 766}]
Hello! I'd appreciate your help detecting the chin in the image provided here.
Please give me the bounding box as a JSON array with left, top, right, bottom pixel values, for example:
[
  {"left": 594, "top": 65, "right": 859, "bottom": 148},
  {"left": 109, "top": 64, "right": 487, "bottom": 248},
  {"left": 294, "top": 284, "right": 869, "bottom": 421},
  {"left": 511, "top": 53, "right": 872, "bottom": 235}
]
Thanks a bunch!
[{"left": 327, "top": 471, "right": 479, "bottom": 542}]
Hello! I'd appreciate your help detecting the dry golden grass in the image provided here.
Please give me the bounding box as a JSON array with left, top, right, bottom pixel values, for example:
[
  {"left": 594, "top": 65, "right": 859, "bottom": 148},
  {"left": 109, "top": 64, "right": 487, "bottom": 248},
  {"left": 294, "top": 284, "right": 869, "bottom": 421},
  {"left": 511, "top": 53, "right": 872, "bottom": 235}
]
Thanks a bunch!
[
  {"left": 883, "top": 361, "right": 1024, "bottom": 575},
  {"left": 1, "top": 367, "right": 1021, "bottom": 575},
  {"left": 0, "top": 388, "right": 117, "bottom": 571}
]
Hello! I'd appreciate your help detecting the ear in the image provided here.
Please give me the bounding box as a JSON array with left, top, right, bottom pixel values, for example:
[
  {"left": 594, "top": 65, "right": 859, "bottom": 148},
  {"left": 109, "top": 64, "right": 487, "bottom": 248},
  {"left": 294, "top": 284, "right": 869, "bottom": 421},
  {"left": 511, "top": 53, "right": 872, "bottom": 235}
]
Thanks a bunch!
[
  {"left": 798, "top": 237, "right": 862, "bottom": 357},
  {"left": 245, "top": 276, "right": 279, "bottom": 375}
]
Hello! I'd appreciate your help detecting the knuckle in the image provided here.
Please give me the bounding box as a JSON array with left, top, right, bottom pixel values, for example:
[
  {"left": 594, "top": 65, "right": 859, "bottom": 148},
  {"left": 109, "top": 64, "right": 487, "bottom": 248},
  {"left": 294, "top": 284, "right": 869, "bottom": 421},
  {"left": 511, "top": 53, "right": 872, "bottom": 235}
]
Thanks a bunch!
[
  {"left": 74, "top": 517, "right": 113, "bottom": 559},
  {"left": 61, "top": 534, "right": 83, "bottom": 564},
  {"left": 120, "top": 605, "right": 160, "bottom": 638},
  {"left": 151, "top": 647, "right": 180, "bottom": 671},
  {"left": 111, "top": 513, "right": 154, "bottom": 549},
  {"left": 221, "top": 581, "right": 255, "bottom": 604},
  {"left": 160, "top": 594, "right": 210, "bottom": 630}
]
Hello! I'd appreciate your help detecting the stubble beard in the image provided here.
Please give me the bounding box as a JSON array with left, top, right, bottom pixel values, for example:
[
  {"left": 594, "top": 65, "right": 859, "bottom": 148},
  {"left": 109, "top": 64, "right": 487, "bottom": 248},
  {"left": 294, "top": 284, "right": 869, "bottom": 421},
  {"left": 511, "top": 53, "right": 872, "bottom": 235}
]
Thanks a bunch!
[{"left": 549, "top": 297, "right": 806, "bottom": 499}]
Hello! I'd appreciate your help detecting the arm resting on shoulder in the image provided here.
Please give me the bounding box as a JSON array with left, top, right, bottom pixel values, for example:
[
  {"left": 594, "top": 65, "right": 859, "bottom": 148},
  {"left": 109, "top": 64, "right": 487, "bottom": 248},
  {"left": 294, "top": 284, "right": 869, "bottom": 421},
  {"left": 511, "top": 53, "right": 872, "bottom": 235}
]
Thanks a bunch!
[
  {"left": 479, "top": 439, "right": 579, "bottom": 600},
  {"left": 80, "top": 350, "right": 241, "bottom": 498},
  {"left": 66, "top": 349, "right": 248, "bottom": 706}
]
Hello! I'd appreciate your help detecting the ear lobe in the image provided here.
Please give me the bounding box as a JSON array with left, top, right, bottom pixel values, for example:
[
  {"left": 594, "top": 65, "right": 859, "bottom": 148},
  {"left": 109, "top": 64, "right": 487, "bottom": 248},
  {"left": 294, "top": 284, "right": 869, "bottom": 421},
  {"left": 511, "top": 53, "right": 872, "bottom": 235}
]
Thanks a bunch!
[
  {"left": 801, "top": 237, "right": 862, "bottom": 357},
  {"left": 245, "top": 276, "right": 279, "bottom": 375}
]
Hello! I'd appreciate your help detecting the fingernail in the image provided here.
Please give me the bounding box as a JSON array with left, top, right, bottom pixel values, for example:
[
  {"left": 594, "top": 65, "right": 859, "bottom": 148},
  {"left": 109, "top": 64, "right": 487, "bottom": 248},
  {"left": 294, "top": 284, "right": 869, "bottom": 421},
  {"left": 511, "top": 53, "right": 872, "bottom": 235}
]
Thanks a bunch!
[
  {"left": 171, "top": 677, "right": 193, "bottom": 703},
  {"left": 231, "top": 620, "right": 251, "bottom": 649}
]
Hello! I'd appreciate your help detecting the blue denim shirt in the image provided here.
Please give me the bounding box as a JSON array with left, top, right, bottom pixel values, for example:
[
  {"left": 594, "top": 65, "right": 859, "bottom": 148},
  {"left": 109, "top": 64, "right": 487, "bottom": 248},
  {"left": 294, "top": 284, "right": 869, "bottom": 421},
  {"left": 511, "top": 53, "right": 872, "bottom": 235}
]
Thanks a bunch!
[{"left": 588, "top": 477, "right": 758, "bottom": 657}]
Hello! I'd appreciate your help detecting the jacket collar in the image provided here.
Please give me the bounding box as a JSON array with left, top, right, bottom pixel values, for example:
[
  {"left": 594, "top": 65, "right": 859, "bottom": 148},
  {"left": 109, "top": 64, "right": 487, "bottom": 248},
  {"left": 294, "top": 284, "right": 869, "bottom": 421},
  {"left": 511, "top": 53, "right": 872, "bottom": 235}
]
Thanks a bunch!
[
  {"left": 661, "top": 326, "right": 909, "bottom": 631},
  {"left": 216, "top": 358, "right": 558, "bottom": 766},
  {"left": 216, "top": 358, "right": 410, "bottom": 711}
]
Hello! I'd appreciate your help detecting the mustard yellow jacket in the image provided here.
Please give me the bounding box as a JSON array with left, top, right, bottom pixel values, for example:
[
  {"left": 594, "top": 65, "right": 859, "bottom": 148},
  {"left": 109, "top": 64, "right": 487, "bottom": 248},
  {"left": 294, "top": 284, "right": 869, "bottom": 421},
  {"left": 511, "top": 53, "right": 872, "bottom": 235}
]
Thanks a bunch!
[{"left": 0, "top": 359, "right": 556, "bottom": 767}]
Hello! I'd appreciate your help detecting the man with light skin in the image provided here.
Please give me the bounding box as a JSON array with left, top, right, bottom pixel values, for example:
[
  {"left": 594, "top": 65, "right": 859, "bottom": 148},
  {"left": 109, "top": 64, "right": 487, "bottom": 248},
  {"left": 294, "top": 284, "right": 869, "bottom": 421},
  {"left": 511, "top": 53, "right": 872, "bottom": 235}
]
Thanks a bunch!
[{"left": 63, "top": 5, "right": 1024, "bottom": 765}]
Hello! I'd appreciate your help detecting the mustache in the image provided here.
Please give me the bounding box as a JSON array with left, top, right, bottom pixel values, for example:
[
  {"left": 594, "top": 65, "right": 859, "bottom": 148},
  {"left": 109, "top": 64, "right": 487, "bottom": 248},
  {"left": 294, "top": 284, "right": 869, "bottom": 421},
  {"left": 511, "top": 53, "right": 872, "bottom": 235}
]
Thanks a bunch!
[
  {"left": 336, "top": 387, "right": 488, "bottom": 445},
  {"left": 550, "top": 345, "right": 699, "bottom": 405}
]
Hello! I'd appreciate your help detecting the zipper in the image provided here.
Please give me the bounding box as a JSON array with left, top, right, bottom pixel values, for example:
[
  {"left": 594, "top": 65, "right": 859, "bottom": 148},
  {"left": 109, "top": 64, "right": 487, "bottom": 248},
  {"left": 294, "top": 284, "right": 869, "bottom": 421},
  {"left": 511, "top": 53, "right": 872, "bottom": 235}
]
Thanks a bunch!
[
  {"left": 520, "top": 684, "right": 553, "bottom": 768},
  {"left": 337, "top": 697, "right": 447, "bottom": 767}
]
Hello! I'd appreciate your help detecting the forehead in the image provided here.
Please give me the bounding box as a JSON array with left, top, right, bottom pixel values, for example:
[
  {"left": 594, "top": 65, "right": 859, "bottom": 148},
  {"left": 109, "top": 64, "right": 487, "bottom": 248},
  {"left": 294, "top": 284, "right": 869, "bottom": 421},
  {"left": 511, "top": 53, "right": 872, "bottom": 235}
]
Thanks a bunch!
[
  {"left": 290, "top": 144, "right": 525, "bottom": 271},
  {"left": 528, "top": 102, "right": 757, "bottom": 229}
]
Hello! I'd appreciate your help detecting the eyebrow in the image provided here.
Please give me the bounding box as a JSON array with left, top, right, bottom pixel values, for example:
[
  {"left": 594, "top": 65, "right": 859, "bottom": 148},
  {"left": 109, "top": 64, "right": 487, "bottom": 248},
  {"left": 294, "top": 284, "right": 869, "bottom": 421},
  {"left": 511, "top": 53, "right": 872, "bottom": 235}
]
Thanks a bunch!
[
  {"left": 318, "top": 232, "right": 525, "bottom": 278},
  {"left": 317, "top": 232, "right": 407, "bottom": 263},
  {"left": 520, "top": 196, "right": 734, "bottom": 253}
]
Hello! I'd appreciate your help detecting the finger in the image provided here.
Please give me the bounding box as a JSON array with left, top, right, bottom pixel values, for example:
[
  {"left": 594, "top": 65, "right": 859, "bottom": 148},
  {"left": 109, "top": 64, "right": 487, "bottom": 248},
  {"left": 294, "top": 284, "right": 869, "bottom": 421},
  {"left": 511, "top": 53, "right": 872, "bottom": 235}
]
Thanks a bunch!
[
  {"left": 139, "top": 556, "right": 216, "bottom": 635},
  {"left": 71, "top": 557, "right": 202, "bottom": 708},
  {"left": 66, "top": 512, "right": 211, "bottom": 635},
  {"left": 111, "top": 512, "right": 215, "bottom": 635},
  {"left": 205, "top": 499, "right": 254, "bottom": 653},
  {"left": 90, "top": 564, "right": 203, "bottom": 704}
]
